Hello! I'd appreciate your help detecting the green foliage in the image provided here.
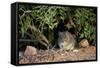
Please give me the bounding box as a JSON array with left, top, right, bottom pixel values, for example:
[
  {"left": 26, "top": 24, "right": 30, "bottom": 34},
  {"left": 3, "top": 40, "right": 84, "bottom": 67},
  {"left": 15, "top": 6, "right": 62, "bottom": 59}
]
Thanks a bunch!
[
  {"left": 18, "top": 4, "right": 97, "bottom": 46},
  {"left": 74, "top": 8, "right": 96, "bottom": 44}
]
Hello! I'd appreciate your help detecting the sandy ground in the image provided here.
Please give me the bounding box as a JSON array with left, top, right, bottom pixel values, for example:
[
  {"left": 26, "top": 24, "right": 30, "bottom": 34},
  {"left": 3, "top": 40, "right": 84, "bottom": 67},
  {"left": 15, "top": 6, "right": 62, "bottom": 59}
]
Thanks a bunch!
[{"left": 19, "top": 46, "right": 96, "bottom": 64}]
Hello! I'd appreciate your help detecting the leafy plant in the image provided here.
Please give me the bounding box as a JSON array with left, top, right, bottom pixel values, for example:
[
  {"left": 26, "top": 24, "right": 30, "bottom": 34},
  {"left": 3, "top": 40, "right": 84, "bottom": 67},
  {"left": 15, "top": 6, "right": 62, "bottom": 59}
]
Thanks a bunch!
[
  {"left": 18, "top": 4, "right": 97, "bottom": 49},
  {"left": 74, "top": 8, "right": 96, "bottom": 45}
]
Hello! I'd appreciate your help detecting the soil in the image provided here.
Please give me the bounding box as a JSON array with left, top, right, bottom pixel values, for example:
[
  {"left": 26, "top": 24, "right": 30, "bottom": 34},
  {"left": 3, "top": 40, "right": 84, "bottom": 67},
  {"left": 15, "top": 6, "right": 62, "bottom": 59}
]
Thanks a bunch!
[{"left": 19, "top": 46, "right": 96, "bottom": 64}]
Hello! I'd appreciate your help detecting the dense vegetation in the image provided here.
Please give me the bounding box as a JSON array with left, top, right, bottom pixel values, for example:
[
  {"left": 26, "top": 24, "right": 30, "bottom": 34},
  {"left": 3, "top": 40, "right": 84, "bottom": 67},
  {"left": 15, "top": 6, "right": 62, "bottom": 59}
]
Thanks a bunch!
[{"left": 18, "top": 4, "right": 97, "bottom": 50}]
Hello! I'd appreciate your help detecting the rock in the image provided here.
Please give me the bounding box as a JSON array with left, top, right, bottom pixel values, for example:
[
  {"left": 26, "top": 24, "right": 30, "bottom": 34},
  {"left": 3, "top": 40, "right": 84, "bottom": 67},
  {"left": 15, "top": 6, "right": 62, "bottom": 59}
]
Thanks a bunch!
[
  {"left": 24, "top": 46, "right": 37, "bottom": 56},
  {"left": 79, "top": 39, "right": 89, "bottom": 48}
]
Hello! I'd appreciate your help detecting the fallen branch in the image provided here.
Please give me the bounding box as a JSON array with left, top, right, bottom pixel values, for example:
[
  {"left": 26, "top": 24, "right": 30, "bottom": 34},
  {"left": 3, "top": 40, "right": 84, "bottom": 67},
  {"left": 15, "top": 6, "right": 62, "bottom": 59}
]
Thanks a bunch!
[
  {"left": 30, "top": 24, "right": 49, "bottom": 47},
  {"left": 19, "top": 10, "right": 50, "bottom": 48}
]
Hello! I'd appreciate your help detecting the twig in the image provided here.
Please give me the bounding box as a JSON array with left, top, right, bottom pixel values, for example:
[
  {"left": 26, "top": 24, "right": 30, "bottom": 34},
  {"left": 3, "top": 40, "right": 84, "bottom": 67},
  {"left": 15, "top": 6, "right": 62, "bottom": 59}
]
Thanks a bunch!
[
  {"left": 19, "top": 10, "right": 33, "bottom": 21},
  {"left": 19, "top": 10, "right": 50, "bottom": 48}
]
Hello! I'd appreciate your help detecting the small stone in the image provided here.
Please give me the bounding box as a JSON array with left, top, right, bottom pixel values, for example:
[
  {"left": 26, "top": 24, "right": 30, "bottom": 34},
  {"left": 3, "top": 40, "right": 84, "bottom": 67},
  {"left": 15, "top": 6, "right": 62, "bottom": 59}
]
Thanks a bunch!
[
  {"left": 19, "top": 57, "right": 29, "bottom": 64},
  {"left": 61, "top": 53, "right": 64, "bottom": 56},
  {"left": 24, "top": 46, "right": 37, "bottom": 56},
  {"left": 79, "top": 39, "right": 89, "bottom": 48},
  {"left": 73, "top": 49, "right": 79, "bottom": 52}
]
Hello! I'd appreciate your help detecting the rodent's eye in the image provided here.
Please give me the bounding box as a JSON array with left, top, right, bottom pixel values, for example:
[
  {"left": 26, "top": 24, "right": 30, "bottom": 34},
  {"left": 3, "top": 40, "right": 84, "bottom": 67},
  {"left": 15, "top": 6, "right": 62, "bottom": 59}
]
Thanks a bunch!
[{"left": 61, "top": 45, "right": 63, "bottom": 48}]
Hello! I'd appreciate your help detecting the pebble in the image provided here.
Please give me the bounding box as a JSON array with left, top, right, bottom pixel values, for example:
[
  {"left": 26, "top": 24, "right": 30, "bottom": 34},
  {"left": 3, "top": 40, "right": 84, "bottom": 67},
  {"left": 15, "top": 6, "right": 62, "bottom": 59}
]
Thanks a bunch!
[
  {"left": 24, "top": 46, "right": 37, "bottom": 56},
  {"left": 79, "top": 39, "right": 89, "bottom": 48}
]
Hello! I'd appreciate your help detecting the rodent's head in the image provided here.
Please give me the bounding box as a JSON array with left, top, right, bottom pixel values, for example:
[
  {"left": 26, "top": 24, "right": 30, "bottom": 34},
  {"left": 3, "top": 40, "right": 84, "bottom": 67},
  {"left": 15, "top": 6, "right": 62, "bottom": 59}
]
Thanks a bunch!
[{"left": 58, "top": 31, "right": 68, "bottom": 38}]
